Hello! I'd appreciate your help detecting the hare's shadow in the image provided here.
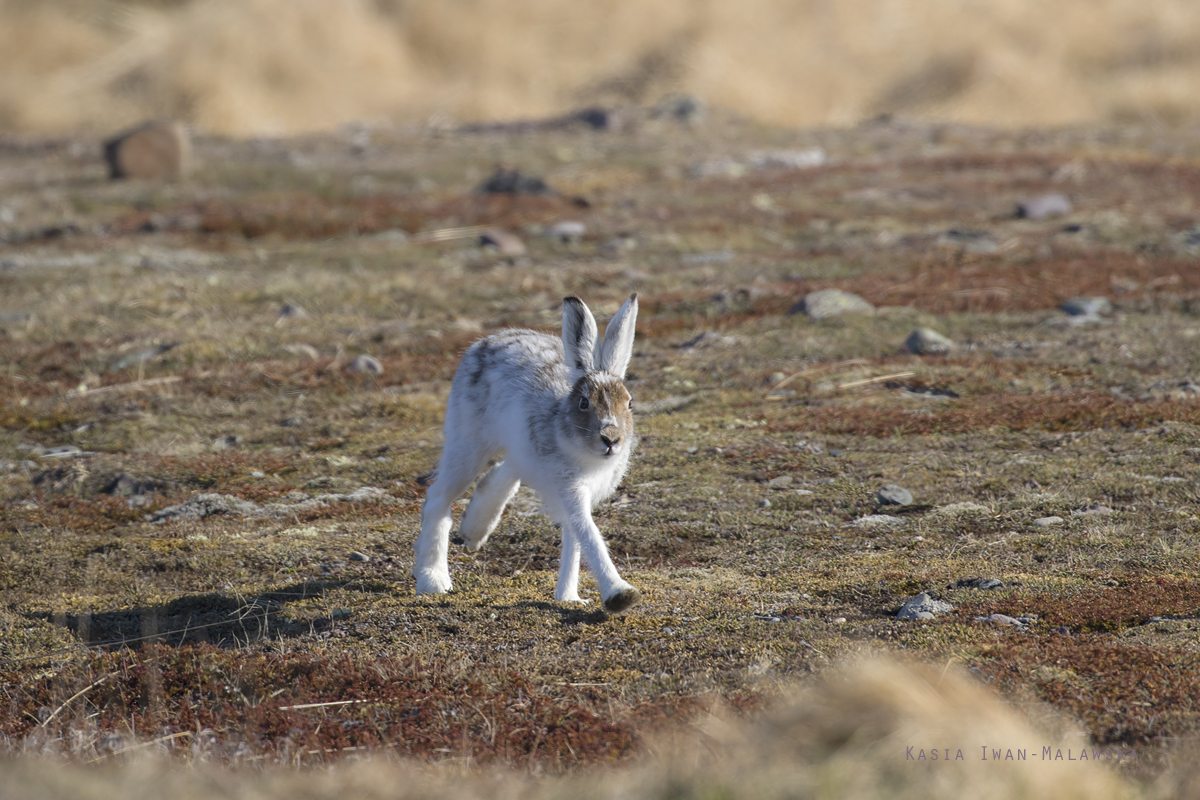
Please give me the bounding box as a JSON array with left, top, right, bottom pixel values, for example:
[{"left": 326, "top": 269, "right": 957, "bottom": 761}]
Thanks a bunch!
[{"left": 30, "top": 579, "right": 384, "bottom": 650}]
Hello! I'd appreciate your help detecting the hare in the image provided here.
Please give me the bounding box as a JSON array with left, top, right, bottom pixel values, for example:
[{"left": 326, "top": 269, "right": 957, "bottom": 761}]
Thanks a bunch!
[{"left": 413, "top": 295, "right": 641, "bottom": 612}]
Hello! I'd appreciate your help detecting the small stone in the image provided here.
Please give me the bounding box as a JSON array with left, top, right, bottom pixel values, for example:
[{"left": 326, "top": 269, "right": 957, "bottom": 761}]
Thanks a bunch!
[
  {"left": 896, "top": 592, "right": 954, "bottom": 621},
  {"left": 1016, "top": 193, "right": 1072, "bottom": 220},
  {"left": 832, "top": 617, "right": 847, "bottom": 624},
  {"left": 975, "top": 613, "right": 1023, "bottom": 626},
  {"left": 876, "top": 484, "right": 913, "bottom": 507},
  {"left": 104, "top": 121, "right": 191, "bottom": 181},
  {"left": 479, "top": 229, "right": 527, "bottom": 256},
  {"left": 791, "top": 289, "right": 874, "bottom": 320},
  {"left": 767, "top": 475, "right": 793, "bottom": 489},
  {"left": 279, "top": 303, "right": 310, "bottom": 319},
  {"left": 546, "top": 221, "right": 586, "bottom": 244},
  {"left": 211, "top": 435, "right": 242, "bottom": 451},
  {"left": 349, "top": 551, "right": 371, "bottom": 562},
  {"left": 758, "top": 498, "right": 771, "bottom": 508},
  {"left": 1061, "top": 297, "right": 1112, "bottom": 317},
  {"left": 905, "top": 328, "right": 954, "bottom": 355},
  {"left": 1034, "top": 516, "right": 1064, "bottom": 527},
  {"left": 348, "top": 354, "right": 384, "bottom": 375},
  {"left": 280, "top": 417, "right": 304, "bottom": 427}
]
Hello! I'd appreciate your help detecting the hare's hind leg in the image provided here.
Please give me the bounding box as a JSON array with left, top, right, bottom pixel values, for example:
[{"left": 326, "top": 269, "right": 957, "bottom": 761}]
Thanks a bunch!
[
  {"left": 458, "top": 460, "right": 519, "bottom": 552},
  {"left": 414, "top": 440, "right": 488, "bottom": 595}
]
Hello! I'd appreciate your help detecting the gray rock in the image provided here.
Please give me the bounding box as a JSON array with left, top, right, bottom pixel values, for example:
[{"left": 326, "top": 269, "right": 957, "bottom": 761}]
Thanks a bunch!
[
  {"left": 104, "top": 121, "right": 191, "bottom": 181},
  {"left": 876, "top": 484, "right": 913, "bottom": 506},
  {"left": 767, "top": 475, "right": 793, "bottom": 489},
  {"left": 758, "top": 498, "right": 771, "bottom": 508},
  {"left": 104, "top": 474, "right": 156, "bottom": 497},
  {"left": 851, "top": 514, "right": 907, "bottom": 528},
  {"left": 39, "top": 445, "right": 85, "bottom": 459},
  {"left": 747, "top": 148, "right": 827, "bottom": 170},
  {"left": 279, "top": 303, "right": 310, "bottom": 319},
  {"left": 211, "top": 435, "right": 242, "bottom": 451},
  {"left": 975, "top": 613, "right": 1023, "bottom": 626},
  {"left": 906, "top": 328, "right": 953, "bottom": 355},
  {"left": 792, "top": 289, "right": 874, "bottom": 320},
  {"left": 1034, "top": 516, "right": 1064, "bottom": 527},
  {"left": 479, "top": 229, "right": 527, "bottom": 256},
  {"left": 150, "top": 493, "right": 259, "bottom": 522},
  {"left": 545, "top": 221, "right": 586, "bottom": 244},
  {"left": 349, "top": 354, "right": 384, "bottom": 375},
  {"left": 936, "top": 229, "right": 997, "bottom": 254},
  {"left": 955, "top": 578, "right": 1004, "bottom": 590},
  {"left": 652, "top": 93, "right": 706, "bottom": 125},
  {"left": 897, "top": 592, "right": 954, "bottom": 621},
  {"left": 348, "top": 551, "right": 371, "bottom": 562},
  {"left": 476, "top": 168, "right": 551, "bottom": 196},
  {"left": 1016, "top": 193, "right": 1072, "bottom": 220},
  {"left": 1061, "top": 296, "right": 1112, "bottom": 317}
]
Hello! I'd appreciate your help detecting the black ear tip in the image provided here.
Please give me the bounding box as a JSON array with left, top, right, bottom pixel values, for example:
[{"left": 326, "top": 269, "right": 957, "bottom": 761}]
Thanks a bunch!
[
  {"left": 629, "top": 293, "right": 638, "bottom": 301},
  {"left": 563, "top": 296, "right": 584, "bottom": 307}
]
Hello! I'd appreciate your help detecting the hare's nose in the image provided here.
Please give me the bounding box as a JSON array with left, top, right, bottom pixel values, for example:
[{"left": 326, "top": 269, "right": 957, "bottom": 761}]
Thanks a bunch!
[{"left": 601, "top": 432, "right": 620, "bottom": 449}]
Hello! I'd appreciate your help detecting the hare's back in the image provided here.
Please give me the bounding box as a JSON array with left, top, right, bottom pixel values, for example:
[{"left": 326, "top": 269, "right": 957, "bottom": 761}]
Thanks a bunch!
[{"left": 454, "top": 329, "right": 566, "bottom": 399}]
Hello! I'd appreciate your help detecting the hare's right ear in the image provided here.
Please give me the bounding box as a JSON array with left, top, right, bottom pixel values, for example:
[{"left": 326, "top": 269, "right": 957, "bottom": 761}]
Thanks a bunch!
[
  {"left": 597, "top": 293, "right": 637, "bottom": 379},
  {"left": 562, "top": 297, "right": 598, "bottom": 377}
]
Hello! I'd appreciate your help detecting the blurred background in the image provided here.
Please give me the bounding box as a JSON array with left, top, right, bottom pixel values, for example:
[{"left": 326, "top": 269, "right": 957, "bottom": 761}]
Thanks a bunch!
[{"left": 2, "top": 0, "right": 1199, "bottom": 136}]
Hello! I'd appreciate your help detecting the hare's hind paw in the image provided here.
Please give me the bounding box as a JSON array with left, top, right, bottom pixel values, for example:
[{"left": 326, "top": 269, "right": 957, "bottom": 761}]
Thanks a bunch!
[
  {"left": 602, "top": 586, "right": 641, "bottom": 613},
  {"left": 415, "top": 570, "right": 453, "bottom": 595}
]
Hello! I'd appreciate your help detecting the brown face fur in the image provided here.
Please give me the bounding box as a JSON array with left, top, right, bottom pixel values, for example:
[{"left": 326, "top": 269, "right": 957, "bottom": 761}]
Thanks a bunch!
[{"left": 568, "top": 374, "right": 634, "bottom": 456}]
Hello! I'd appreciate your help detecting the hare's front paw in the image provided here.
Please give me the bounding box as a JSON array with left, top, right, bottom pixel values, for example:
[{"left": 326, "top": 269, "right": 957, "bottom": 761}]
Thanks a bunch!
[
  {"left": 415, "top": 570, "right": 453, "bottom": 595},
  {"left": 602, "top": 584, "right": 641, "bottom": 613}
]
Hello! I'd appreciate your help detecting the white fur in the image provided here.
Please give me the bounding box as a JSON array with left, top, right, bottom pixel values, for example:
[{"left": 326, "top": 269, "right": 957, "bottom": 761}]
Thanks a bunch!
[{"left": 413, "top": 295, "right": 640, "bottom": 610}]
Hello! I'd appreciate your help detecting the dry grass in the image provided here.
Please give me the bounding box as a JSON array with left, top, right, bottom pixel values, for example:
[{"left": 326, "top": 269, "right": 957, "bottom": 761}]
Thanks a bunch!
[{"left": 4, "top": 0, "right": 1200, "bottom": 134}]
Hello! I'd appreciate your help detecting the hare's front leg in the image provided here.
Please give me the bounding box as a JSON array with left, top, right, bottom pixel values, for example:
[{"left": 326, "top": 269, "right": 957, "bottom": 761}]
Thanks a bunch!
[
  {"left": 554, "top": 526, "right": 585, "bottom": 603},
  {"left": 561, "top": 494, "right": 640, "bottom": 613}
]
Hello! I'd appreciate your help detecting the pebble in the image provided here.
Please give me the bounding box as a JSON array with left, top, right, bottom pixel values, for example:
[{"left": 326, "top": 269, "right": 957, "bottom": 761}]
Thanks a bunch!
[
  {"left": 791, "top": 289, "right": 874, "bottom": 320},
  {"left": 545, "top": 221, "right": 586, "bottom": 244},
  {"left": 896, "top": 592, "right": 954, "bottom": 621},
  {"left": 104, "top": 120, "right": 191, "bottom": 181},
  {"left": 349, "top": 354, "right": 384, "bottom": 375},
  {"left": 876, "top": 484, "right": 913, "bottom": 507},
  {"left": 1034, "top": 516, "right": 1064, "bottom": 527},
  {"left": 758, "top": 498, "right": 771, "bottom": 508},
  {"left": 767, "top": 475, "right": 793, "bottom": 489},
  {"left": 1060, "top": 296, "right": 1112, "bottom": 317},
  {"left": 1016, "top": 193, "right": 1072, "bottom": 220},
  {"left": 211, "top": 435, "right": 242, "bottom": 451},
  {"left": 905, "top": 328, "right": 954, "bottom": 355},
  {"left": 936, "top": 229, "right": 998, "bottom": 254},
  {"left": 479, "top": 229, "right": 527, "bottom": 256},
  {"left": 975, "top": 613, "right": 1023, "bottom": 626},
  {"left": 746, "top": 148, "right": 827, "bottom": 170},
  {"left": 349, "top": 551, "right": 371, "bottom": 562}
]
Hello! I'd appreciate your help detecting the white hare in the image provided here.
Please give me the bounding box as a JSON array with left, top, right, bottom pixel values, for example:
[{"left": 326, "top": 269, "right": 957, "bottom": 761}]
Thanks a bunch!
[{"left": 413, "top": 295, "right": 642, "bottom": 612}]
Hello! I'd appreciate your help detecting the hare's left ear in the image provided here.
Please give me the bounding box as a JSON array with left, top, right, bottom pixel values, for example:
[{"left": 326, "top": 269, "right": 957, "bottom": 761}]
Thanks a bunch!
[{"left": 596, "top": 294, "right": 638, "bottom": 379}]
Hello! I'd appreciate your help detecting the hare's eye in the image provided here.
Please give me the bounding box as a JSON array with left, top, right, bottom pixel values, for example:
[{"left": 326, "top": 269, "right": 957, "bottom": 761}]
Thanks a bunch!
[
  {"left": 578, "top": 396, "right": 590, "bottom": 410},
  {"left": 628, "top": 396, "right": 634, "bottom": 409}
]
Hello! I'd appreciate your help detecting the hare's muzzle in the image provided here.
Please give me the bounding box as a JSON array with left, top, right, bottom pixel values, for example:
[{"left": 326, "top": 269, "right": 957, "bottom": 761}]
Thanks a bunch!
[{"left": 600, "top": 429, "right": 622, "bottom": 455}]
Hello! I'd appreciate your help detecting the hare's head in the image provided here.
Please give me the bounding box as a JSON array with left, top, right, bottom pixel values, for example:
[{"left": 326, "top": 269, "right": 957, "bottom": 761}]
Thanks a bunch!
[{"left": 561, "top": 295, "right": 638, "bottom": 459}]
